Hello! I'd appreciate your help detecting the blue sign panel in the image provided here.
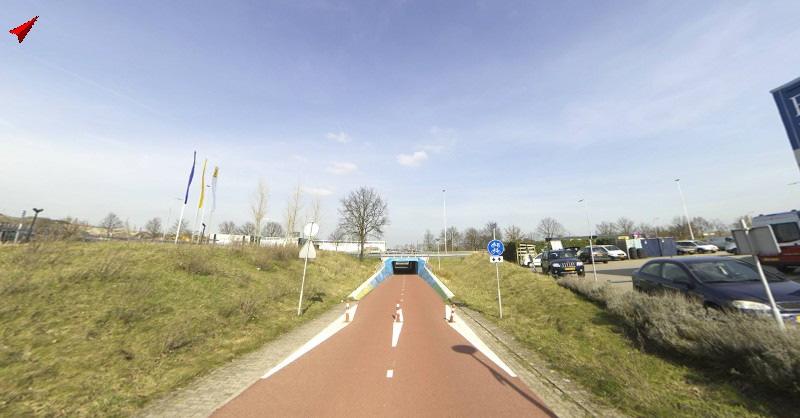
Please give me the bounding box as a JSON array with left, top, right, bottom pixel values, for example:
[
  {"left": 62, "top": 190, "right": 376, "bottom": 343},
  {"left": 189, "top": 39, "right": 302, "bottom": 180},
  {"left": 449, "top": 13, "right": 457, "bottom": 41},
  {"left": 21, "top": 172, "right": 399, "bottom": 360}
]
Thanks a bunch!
[
  {"left": 487, "top": 239, "right": 505, "bottom": 256},
  {"left": 772, "top": 77, "right": 800, "bottom": 171}
]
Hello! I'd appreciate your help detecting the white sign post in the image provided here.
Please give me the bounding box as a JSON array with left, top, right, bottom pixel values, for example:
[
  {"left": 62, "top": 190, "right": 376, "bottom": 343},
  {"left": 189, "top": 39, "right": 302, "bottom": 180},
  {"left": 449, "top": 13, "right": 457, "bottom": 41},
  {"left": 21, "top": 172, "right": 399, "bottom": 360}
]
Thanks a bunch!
[
  {"left": 487, "top": 230, "right": 505, "bottom": 319},
  {"left": 297, "top": 221, "right": 318, "bottom": 316},
  {"left": 732, "top": 220, "right": 784, "bottom": 330}
]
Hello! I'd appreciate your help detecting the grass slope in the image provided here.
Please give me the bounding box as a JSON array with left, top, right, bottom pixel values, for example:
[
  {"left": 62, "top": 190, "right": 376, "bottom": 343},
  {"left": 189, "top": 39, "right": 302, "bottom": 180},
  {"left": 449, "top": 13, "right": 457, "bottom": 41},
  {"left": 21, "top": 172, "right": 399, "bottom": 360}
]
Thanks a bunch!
[
  {"left": 436, "top": 254, "right": 795, "bottom": 418},
  {"left": 0, "top": 242, "right": 376, "bottom": 417}
]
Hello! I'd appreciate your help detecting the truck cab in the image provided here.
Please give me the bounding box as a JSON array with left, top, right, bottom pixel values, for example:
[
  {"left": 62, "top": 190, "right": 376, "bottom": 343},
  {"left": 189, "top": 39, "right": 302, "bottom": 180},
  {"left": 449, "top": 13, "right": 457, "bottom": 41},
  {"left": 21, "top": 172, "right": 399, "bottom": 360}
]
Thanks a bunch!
[{"left": 752, "top": 210, "right": 800, "bottom": 272}]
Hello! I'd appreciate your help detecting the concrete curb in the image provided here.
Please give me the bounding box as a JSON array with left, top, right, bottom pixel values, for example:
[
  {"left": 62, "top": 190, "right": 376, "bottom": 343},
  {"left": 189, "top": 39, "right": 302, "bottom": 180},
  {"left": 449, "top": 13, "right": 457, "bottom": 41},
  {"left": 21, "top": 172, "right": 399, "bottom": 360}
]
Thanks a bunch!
[{"left": 458, "top": 306, "right": 627, "bottom": 418}]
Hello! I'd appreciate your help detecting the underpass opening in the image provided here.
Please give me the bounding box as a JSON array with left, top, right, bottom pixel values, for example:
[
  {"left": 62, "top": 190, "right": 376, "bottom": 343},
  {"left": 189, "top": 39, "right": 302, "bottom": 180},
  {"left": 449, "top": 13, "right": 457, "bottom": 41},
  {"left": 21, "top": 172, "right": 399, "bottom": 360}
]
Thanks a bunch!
[{"left": 392, "top": 260, "right": 418, "bottom": 275}]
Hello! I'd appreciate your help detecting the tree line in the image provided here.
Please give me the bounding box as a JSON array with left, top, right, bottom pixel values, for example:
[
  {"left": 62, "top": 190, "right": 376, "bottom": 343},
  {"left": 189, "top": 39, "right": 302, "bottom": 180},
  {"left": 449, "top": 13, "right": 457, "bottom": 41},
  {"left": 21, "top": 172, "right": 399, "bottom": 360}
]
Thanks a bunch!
[{"left": 417, "top": 215, "right": 747, "bottom": 252}]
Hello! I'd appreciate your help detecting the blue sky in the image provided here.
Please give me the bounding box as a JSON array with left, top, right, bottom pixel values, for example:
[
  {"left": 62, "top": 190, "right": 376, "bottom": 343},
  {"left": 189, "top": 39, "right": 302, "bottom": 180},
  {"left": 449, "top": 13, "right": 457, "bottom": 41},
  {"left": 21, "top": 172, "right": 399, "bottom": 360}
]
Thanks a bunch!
[{"left": 3, "top": 1, "right": 800, "bottom": 244}]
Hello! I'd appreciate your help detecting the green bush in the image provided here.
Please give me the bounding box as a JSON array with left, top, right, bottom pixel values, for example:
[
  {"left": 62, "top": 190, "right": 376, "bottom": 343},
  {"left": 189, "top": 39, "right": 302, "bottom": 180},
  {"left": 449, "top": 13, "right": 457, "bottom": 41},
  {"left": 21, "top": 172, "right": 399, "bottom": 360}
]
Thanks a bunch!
[{"left": 558, "top": 277, "right": 800, "bottom": 394}]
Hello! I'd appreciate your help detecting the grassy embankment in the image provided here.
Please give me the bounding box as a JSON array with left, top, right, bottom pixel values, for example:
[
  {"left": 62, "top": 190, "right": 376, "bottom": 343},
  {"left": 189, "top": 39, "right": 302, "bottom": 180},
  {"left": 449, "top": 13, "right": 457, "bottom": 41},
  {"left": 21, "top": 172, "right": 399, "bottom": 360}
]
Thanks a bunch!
[
  {"left": 436, "top": 254, "right": 798, "bottom": 417},
  {"left": 0, "top": 242, "right": 376, "bottom": 417}
]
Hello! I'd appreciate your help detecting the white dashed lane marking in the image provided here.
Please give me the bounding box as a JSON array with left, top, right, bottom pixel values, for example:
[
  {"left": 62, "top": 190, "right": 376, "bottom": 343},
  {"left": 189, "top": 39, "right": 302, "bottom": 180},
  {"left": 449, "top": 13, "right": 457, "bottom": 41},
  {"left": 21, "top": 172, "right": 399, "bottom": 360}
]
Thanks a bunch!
[{"left": 386, "top": 369, "right": 394, "bottom": 378}]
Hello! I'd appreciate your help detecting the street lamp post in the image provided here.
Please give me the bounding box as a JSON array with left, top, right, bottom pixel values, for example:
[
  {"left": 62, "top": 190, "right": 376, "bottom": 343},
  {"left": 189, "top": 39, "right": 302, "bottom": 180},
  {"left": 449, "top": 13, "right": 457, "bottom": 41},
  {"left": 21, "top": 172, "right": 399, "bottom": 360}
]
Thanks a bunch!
[
  {"left": 26, "top": 208, "right": 44, "bottom": 242},
  {"left": 578, "top": 199, "right": 598, "bottom": 281},
  {"left": 442, "top": 188, "right": 448, "bottom": 255},
  {"left": 674, "top": 179, "right": 695, "bottom": 240},
  {"left": 435, "top": 238, "right": 441, "bottom": 271}
]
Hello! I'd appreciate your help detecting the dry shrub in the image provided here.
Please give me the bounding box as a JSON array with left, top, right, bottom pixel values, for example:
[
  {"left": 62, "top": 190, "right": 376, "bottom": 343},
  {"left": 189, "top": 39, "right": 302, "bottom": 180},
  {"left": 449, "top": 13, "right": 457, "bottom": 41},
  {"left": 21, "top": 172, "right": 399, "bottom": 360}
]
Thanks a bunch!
[
  {"left": 558, "top": 277, "right": 800, "bottom": 394},
  {"left": 175, "top": 248, "right": 215, "bottom": 276}
]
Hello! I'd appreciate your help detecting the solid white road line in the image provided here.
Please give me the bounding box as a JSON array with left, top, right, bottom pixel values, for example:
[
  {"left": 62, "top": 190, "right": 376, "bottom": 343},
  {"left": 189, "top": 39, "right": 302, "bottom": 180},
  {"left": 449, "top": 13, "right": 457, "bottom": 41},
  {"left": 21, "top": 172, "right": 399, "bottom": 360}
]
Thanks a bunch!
[
  {"left": 447, "top": 317, "right": 517, "bottom": 378},
  {"left": 391, "top": 320, "right": 403, "bottom": 348},
  {"left": 262, "top": 304, "right": 359, "bottom": 379}
]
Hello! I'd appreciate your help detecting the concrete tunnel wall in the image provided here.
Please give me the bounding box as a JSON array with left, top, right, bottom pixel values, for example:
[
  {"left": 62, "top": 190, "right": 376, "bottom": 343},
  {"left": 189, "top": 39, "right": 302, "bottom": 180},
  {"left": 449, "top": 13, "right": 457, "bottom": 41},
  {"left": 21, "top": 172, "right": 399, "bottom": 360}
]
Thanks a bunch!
[{"left": 347, "top": 257, "right": 455, "bottom": 301}]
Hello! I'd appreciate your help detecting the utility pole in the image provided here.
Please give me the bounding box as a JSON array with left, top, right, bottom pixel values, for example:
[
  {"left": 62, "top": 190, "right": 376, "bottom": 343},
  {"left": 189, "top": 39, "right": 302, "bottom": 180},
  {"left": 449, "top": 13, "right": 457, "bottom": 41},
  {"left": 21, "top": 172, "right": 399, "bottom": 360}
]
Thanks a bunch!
[
  {"left": 675, "top": 179, "right": 695, "bottom": 240},
  {"left": 442, "top": 188, "right": 448, "bottom": 254}
]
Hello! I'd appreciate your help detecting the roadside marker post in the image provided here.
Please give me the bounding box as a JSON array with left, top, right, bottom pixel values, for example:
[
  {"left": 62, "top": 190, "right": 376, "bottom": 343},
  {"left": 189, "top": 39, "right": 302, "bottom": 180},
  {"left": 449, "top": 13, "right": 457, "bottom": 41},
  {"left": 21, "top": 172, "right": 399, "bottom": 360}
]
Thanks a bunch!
[
  {"left": 395, "top": 303, "right": 403, "bottom": 323},
  {"left": 449, "top": 303, "right": 456, "bottom": 323},
  {"left": 345, "top": 302, "right": 351, "bottom": 322},
  {"left": 297, "top": 221, "right": 319, "bottom": 316},
  {"left": 487, "top": 231, "right": 505, "bottom": 319}
]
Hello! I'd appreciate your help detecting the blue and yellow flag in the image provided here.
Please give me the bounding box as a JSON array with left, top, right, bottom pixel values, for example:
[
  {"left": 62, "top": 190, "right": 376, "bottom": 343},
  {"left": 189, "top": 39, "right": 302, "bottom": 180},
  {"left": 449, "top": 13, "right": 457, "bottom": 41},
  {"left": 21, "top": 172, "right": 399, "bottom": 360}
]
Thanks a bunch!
[
  {"left": 198, "top": 158, "right": 208, "bottom": 209},
  {"left": 183, "top": 151, "right": 196, "bottom": 204}
]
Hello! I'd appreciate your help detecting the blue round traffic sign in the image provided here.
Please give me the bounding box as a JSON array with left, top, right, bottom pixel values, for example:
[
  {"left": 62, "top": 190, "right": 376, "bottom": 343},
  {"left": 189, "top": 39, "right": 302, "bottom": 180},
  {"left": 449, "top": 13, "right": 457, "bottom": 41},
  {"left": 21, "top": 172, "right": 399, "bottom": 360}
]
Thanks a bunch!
[{"left": 487, "top": 239, "right": 505, "bottom": 256}]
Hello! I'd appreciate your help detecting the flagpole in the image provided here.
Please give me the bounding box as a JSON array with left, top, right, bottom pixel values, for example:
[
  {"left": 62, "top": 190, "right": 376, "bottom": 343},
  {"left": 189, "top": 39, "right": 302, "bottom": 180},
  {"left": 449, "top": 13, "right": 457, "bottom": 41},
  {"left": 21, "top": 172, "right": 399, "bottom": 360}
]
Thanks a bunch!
[
  {"left": 176, "top": 151, "right": 198, "bottom": 244},
  {"left": 175, "top": 205, "right": 187, "bottom": 244}
]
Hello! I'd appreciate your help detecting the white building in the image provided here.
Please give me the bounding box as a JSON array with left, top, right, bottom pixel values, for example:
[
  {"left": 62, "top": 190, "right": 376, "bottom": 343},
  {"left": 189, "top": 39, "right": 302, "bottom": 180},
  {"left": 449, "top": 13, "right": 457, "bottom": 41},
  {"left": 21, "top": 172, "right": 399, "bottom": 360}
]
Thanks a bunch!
[
  {"left": 210, "top": 234, "right": 297, "bottom": 247},
  {"left": 317, "top": 239, "right": 386, "bottom": 254}
]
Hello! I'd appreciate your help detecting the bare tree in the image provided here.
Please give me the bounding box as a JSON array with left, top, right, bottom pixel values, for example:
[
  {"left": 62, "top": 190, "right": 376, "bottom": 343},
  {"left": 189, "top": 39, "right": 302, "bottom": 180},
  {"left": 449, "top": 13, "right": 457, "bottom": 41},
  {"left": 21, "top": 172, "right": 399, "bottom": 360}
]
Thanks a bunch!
[
  {"left": 218, "top": 221, "right": 237, "bottom": 234},
  {"left": 251, "top": 179, "right": 269, "bottom": 238},
  {"left": 616, "top": 217, "right": 635, "bottom": 235},
  {"left": 423, "top": 229, "right": 436, "bottom": 251},
  {"left": 504, "top": 225, "right": 524, "bottom": 242},
  {"left": 262, "top": 221, "right": 284, "bottom": 237},
  {"left": 446, "top": 226, "right": 461, "bottom": 250},
  {"left": 237, "top": 222, "right": 257, "bottom": 236},
  {"left": 338, "top": 187, "right": 389, "bottom": 260},
  {"left": 463, "top": 227, "right": 481, "bottom": 250},
  {"left": 595, "top": 221, "right": 617, "bottom": 236},
  {"left": 144, "top": 217, "right": 163, "bottom": 239},
  {"left": 170, "top": 220, "right": 189, "bottom": 239},
  {"left": 536, "top": 217, "right": 565, "bottom": 239},
  {"left": 481, "top": 221, "right": 502, "bottom": 242},
  {"left": 99, "top": 213, "right": 124, "bottom": 238},
  {"left": 307, "top": 195, "right": 322, "bottom": 224},
  {"left": 328, "top": 227, "right": 347, "bottom": 251},
  {"left": 285, "top": 183, "right": 304, "bottom": 240}
]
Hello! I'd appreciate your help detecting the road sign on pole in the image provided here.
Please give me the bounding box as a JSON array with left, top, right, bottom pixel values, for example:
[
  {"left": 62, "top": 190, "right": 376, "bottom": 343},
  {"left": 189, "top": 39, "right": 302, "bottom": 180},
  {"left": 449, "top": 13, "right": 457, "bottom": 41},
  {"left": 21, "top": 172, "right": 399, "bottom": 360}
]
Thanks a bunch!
[
  {"left": 303, "top": 221, "right": 320, "bottom": 238},
  {"left": 487, "top": 239, "right": 504, "bottom": 257},
  {"left": 732, "top": 222, "right": 784, "bottom": 330},
  {"left": 772, "top": 77, "right": 800, "bottom": 174},
  {"left": 487, "top": 231, "right": 504, "bottom": 318}
]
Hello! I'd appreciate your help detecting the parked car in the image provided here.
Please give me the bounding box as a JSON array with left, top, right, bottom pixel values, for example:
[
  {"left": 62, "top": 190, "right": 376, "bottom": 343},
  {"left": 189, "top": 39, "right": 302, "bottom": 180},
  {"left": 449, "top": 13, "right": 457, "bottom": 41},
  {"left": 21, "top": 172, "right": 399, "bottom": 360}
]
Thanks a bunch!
[
  {"left": 675, "top": 241, "right": 698, "bottom": 255},
  {"left": 600, "top": 245, "right": 627, "bottom": 260},
  {"left": 577, "top": 246, "right": 610, "bottom": 263},
  {"left": 693, "top": 240, "right": 719, "bottom": 253},
  {"left": 540, "top": 249, "right": 585, "bottom": 277},
  {"left": 632, "top": 256, "right": 800, "bottom": 320},
  {"left": 530, "top": 253, "right": 543, "bottom": 270},
  {"left": 708, "top": 237, "right": 734, "bottom": 250},
  {"left": 725, "top": 241, "right": 738, "bottom": 254}
]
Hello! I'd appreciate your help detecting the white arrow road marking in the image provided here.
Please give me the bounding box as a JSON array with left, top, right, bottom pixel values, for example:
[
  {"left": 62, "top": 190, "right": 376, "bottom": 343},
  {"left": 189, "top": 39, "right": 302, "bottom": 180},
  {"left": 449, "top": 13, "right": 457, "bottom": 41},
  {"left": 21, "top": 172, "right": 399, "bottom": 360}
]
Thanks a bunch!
[
  {"left": 262, "top": 304, "right": 358, "bottom": 379},
  {"left": 447, "top": 317, "right": 516, "bottom": 378},
  {"left": 391, "top": 319, "right": 403, "bottom": 348}
]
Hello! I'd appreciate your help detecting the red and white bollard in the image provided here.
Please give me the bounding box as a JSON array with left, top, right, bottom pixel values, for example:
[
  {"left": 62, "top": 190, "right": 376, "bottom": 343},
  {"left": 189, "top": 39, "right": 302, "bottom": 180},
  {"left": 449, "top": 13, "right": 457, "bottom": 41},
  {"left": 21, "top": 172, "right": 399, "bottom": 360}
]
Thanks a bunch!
[
  {"left": 395, "top": 303, "right": 403, "bottom": 323},
  {"left": 344, "top": 302, "right": 351, "bottom": 322}
]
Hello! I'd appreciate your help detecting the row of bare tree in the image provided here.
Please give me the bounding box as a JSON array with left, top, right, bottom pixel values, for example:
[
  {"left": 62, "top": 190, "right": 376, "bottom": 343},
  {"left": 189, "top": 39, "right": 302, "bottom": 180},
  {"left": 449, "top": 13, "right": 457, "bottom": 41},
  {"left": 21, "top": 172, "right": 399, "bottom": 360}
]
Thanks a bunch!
[{"left": 418, "top": 215, "right": 748, "bottom": 251}]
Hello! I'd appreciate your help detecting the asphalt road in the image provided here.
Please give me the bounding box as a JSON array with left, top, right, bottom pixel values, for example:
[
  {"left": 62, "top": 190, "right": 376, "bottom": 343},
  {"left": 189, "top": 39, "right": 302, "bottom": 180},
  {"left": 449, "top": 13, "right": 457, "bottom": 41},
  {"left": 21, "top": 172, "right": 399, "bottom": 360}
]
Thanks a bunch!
[{"left": 212, "top": 274, "right": 555, "bottom": 417}]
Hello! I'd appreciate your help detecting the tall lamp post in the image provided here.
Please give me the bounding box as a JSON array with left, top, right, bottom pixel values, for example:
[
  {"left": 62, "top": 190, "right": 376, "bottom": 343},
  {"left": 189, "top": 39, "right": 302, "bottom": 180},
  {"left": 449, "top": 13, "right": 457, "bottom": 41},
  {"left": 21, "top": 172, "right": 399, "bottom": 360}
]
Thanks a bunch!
[
  {"left": 578, "top": 199, "right": 598, "bottom": 281},
  {"left": 442, "top": 188, "right": 448, "bottom": 254},
  {"left": 26, "top": 208, "right": 44, "bottom": 242},
  {"left": 674, "top": 179, "right": 695, "bottom": 240},
  {"left": 435, "top": 238, "right": 441, "bottom": 271}
]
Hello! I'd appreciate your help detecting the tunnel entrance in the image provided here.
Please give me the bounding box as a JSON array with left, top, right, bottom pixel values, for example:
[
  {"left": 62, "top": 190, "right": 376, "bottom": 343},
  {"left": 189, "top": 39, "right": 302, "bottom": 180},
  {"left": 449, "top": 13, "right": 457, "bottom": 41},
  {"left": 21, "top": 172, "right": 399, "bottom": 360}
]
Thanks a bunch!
[{"left": 392, "top": 260, "right": 418, "bottom": 275}]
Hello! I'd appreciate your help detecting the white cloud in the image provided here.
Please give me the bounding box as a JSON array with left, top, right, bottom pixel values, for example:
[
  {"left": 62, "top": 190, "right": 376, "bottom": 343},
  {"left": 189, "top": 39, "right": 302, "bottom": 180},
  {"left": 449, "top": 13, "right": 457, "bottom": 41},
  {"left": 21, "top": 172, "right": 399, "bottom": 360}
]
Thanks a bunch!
[
  {"left": 325, "top": 131, "right": 351, "bottom": 143},
  {"left": 303, "top": 186, "right": 333, "bottom": 196},
  {"left": 396, "top": 150, "right": 429, "bottom": 167},
  {"left": 327, "top": 161, "right": 358, "bottom": 174}
]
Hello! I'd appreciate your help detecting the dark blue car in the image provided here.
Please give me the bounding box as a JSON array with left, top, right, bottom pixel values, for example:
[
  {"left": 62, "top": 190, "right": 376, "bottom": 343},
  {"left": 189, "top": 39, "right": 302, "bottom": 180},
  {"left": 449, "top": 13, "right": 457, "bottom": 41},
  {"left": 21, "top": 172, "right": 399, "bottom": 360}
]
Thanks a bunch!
[{"left": 632, "top": 256, "right": 800, "bottom": 322}]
